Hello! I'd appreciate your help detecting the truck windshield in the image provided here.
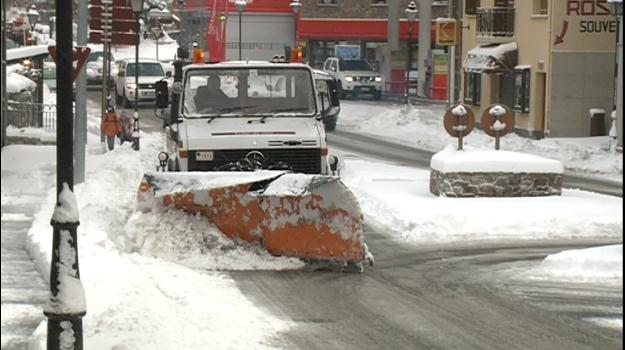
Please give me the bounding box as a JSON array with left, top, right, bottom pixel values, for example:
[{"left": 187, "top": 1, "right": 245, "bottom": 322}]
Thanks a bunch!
[
  {"left": 183, "top": 67, "right": 316, "bottom": 118},
  {"left": 339, "top": 59, "right": 372, "bottom": 71}
]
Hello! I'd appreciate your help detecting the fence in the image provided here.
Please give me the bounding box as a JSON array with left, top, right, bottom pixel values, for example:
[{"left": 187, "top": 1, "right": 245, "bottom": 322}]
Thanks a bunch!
[{"left": 5, "top": 101, "right": 57, "bottom": 131}]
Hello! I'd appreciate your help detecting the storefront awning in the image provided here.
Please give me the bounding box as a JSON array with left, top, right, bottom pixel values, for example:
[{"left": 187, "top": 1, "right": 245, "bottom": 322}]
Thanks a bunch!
[{"left": 463, "top": 42, "right": 517, "bottom": 73}]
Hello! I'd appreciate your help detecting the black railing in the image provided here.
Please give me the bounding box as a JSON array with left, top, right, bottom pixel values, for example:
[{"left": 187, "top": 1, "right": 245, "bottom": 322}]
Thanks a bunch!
[
  {"left": 476, "top": 7, "right": 515, "bottom": 38},
  {"left": 6, "top": 102, "right": 57, "bottom": 130}
]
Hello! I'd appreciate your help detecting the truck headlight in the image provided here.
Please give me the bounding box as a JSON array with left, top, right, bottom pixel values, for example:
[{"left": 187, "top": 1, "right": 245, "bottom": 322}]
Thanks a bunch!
[
  {"left": 375, "top": 76, "right": 383, "bottom": 82},
  {"left": 344, "top": 76, "right": 353, "bottom": 82},
  {"left": 127, "top": 83, "right": 137, "bottom": 90}
]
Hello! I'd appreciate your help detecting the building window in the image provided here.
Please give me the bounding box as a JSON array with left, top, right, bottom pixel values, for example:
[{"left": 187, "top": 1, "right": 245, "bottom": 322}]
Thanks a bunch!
[
  {"left": 371, "top": 0, "right": 387, "bottom": 4},
  {"left": 513, "top": 67, "right": 530, "bottom": 113},
  {"left": 463, "top": 72, "right": 481, "bottom": 105},
  {"left": 465, "top": 0, "right": 481, "bottom": 15},
  {"left": 319, "top": 0, "right": 337, "bottom": 5},
  {"left": 533, "top": 0, "right": 548, "bottom": 15},
  {"left": 494, "top": 0, "right": 514, "bottom": 7}
]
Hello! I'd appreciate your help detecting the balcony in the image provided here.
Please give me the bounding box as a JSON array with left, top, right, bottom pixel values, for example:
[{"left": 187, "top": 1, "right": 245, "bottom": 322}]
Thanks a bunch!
[{"left": 476, "top": 7, "right": 515, "bottom": 40}]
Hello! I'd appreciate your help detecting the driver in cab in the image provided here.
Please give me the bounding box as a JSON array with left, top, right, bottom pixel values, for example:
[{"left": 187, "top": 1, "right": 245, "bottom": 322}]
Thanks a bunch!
[{"left": 194, "top": 75, "right": 233, "bottom": 113}]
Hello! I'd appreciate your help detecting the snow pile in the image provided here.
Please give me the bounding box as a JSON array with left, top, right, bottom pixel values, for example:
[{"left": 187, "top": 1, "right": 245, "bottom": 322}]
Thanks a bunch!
[
  {"left": 341, "top": 158, "right": 622, "bottom": 244},
  {"left": 520, "top": 245, "right": 623, "bottom": 285},
  {"left": 21, "top": 133, "right": 297, "bottom": 349},
  {"left": 7, "top": 72, "right": 36, "bottom": 94},
  {"left": 431, "top": 144, "right": 564, "bottom": 173}
]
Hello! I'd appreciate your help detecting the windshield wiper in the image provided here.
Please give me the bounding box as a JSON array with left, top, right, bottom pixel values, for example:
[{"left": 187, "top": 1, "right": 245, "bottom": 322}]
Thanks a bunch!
[
  {"left": 216, "top": 105, "right": 256, "bottom": 114},
  {"left": 253, "top": 108, "right": 311, "bottom": 123}
]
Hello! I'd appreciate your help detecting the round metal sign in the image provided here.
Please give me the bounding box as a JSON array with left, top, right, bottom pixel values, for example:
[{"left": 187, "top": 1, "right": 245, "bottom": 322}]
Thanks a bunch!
[
  {"left": 480, "top": 104, "right": 514, "bottom": 137},
  {"left": 443, "top": 103, "right": 476, "bottom": 137}
]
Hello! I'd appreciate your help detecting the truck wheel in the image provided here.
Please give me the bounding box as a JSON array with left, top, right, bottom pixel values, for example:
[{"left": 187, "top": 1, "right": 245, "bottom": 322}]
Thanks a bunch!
[
  {"left": 373, "top": 90, "right": 382, "bottom": 100},
  {"left": 124, "top": 95, "right": 133, "bottom": 108},
  {"left": 115, "top": 86, "right": 122, "bottom": 105}
]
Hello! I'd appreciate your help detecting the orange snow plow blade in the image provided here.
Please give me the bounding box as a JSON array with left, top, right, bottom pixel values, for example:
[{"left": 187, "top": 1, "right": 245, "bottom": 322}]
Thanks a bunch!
[{"left": 138, "top": 171, "right": 368, "bottom": 268}]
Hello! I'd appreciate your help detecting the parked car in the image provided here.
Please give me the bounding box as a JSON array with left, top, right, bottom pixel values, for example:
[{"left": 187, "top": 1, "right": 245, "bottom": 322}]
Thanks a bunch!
[
  {"left": 323, "top": 57, "right": 383, "bottom": 100},
  {"left": 85, "top": 50, "right": 115, "bottom": 87},
  {"left": 114, "top": 58, "right": 168, "bottom": 107},
  {"left": 43, "top": 60, "right": 57, "bottom": 91}
]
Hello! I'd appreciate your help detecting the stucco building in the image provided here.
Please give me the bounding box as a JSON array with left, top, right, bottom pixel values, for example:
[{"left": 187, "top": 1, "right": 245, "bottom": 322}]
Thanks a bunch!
[{"left": 460, "top": 0, "right": 618, "bottom": 138}]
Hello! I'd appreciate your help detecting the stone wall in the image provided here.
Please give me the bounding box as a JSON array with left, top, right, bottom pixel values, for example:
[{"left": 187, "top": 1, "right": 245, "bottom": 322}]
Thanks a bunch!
[{"left": 430, "top": 170, "right": 563, "bottom": 197}]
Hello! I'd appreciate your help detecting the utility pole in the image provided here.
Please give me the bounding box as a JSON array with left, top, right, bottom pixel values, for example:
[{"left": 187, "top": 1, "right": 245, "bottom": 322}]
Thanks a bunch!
[
  {"left": 448, "top": 0, "right": 463, "bottom": 106},
  {"left": 417, "top": 0, "right": 432, "bottom": 99},
  {"left": 45, "top": 0, "right": 86, "bottom": 349},
  {"left": 75, "top": 0, "right": 88, "bottom": 184},
  {"left": 2, "top": 0, "right": 6, "bottom": 148}
]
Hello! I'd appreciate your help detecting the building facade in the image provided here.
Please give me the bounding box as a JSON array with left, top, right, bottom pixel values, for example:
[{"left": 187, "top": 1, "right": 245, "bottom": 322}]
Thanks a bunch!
[
  {"left": 179, "top": 0, "right": 449, "bottom": 98},
  {"left": 460, "top": 0, "right": 618, "bottom": 138}
]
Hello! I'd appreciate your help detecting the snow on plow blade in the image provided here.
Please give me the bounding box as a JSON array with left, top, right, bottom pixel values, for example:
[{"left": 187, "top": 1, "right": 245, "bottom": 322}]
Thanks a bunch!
[{"left": 138, "top": 171, "right": 366, "bottom": 267}]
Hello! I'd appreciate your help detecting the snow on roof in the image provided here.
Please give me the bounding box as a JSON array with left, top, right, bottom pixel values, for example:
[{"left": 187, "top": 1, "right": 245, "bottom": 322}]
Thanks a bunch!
[
  {"left": 430, "top": 144, "right": 564, "bottom": 174},
  {"left": 6, "top": 45, "right": 49, "bottom": 62},
  {"left": 464, "top": 42, "right": 517, "bottom": 73}
]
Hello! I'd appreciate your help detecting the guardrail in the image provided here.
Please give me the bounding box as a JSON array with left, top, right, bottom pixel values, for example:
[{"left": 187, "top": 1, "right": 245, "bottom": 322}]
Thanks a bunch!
[{"left": 6, "top": 101, "right": 57, "bottom": 130}]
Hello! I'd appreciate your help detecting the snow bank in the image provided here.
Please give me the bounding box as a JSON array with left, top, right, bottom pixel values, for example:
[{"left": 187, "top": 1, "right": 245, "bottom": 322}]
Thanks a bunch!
[
  {"left": 520, "top": 245, "right": 623, "bottom": 285},
  {"left": 21, "top": 132, "right": 297, "bottom": 348},
  {"left": 341, "top": 158, "right": 622, "bottom": 244}
]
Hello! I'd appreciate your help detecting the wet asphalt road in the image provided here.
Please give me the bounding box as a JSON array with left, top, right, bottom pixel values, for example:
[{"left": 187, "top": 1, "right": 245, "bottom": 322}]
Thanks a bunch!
[{"left": 232, "top": 231, "right": 622, "bottom": 350}]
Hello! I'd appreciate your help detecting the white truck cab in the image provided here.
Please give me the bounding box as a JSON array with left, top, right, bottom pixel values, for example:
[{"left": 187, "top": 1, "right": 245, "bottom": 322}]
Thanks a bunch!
[{"left": 156, "top": 61, "right": 336, "bottom": 175}]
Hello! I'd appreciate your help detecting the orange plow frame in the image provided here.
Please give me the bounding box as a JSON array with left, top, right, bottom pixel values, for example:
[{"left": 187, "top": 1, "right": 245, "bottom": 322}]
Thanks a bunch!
[{"left": 138, "top": 171, "right": 367, "bottom": 266}]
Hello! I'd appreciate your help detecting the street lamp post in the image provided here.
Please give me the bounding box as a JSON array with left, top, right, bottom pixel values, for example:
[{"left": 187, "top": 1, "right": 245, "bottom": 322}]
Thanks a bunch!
[
  {"left": 235, "top": 0, "right": 247, "bottom": 60},
  {"left": 289, "top": 0, "right": 302, "bottom": 51},
  {"left": 130, "top": 0, "right": 144, "bottom": 151},
  {"left": 405, "top": 1, "right": 417, "bottom": 105},
  {"left": 609, "top": 0, "right": 623, "bottom": 150}
]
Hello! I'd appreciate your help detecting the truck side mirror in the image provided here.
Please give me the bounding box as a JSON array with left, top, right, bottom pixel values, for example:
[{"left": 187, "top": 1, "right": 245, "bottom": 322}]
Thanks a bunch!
[
  {"left": 327, "top": 79, "right": 340, "bottom": 107},
  {"left": 155, "top": 80, "right": 169, "bottom": 108}
]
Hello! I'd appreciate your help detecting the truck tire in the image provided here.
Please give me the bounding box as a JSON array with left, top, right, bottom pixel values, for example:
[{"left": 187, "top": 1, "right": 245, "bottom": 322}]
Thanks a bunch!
[
  {"left": 373, "top": 90, "right": 382, "bottom": 100},
  {"left": 123, "top": 90, "right": 133, "bottom": 108},
  {"left": 115, "top": 86, "right": 122, "bottom": 105}
]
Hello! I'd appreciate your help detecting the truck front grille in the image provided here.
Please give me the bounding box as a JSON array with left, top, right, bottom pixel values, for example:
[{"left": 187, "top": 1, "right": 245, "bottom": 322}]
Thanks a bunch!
[{"left": 188, "top": 148, "right": 322, "bottom": 174}]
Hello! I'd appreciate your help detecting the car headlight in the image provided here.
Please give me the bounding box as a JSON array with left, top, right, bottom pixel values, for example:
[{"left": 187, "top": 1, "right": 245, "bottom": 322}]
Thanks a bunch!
[
  {"left": 344, "top": 76, "right": 353, "bottom": 82},
  {"left": 126, "top": 83, "right": 137, "bottom": 90},
  {"left": 375, "top": 76, "right": 383, "bottom": 82}
]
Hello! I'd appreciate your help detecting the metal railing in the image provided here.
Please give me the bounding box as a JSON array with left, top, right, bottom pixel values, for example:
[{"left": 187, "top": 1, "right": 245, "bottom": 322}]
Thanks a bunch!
[
  {"left": 476, "top": 7, "right": 515, "bottom": 38},
  {"left": 5, "top": 101, "right": 57, "bottom": 131}
]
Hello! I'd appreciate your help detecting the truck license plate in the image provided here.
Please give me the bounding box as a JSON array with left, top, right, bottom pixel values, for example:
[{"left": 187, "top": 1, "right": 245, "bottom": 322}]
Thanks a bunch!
[{"left": 195, "top": 151, "right": 214, "bottom": 161}]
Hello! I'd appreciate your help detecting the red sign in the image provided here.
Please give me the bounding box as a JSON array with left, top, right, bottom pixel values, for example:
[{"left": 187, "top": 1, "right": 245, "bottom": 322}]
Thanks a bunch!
[
  {"left": 89, "top": 32, "right": 139, "bottom": 45},
  {"left": 89, "top": 6, "right": 136, "bottom": 20},
  {"left": 89, "top": 19, "right": 139, "bottom": 32},
  {"left": 47, "top": 46, "right": 91, "bottom": 82},
  {"left": 89, "top": 0, "right": 133, "bottom": 6}
]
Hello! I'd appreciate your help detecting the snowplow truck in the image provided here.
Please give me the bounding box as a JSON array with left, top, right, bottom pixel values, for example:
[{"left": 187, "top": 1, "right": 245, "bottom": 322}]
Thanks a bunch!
[{"left": 140, "top": 59, "right": 370, "bottom": 270}]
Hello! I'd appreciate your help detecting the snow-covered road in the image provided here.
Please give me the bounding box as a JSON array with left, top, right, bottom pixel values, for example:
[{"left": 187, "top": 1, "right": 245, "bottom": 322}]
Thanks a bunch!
[{"left": 1, "top": 91, "right": 621, "bottom": 348}]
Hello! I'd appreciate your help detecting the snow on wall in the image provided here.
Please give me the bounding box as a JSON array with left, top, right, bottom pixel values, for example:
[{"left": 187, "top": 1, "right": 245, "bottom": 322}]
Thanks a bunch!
[{"left": 431, "top": 144, "right": 564, "bottom": 174}]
